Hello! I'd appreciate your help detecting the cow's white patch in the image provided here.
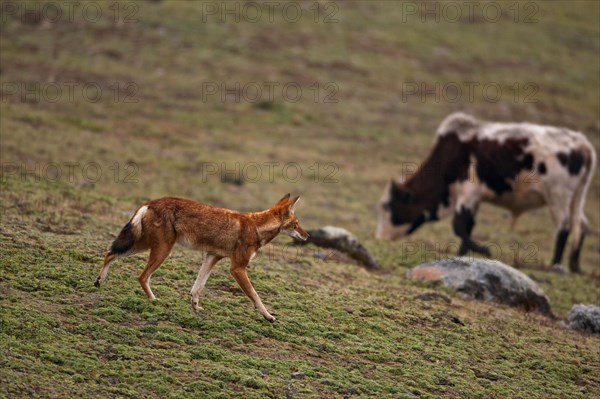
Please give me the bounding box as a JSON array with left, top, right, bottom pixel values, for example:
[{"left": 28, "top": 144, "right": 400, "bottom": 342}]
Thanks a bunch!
[
  {"left": 375, "top": 221, "right": 411, "bottom": 240},
  {"left": 436, "top": 112, "right": 479, "bottom": 141},
  {"left": 435, "top": 201, "right": 453, "bottom": 220}
]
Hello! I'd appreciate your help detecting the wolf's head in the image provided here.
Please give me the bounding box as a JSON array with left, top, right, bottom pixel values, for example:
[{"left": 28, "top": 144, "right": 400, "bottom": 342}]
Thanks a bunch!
[{"left": 274, "top": 193, "right": 309, "bottom": 241}]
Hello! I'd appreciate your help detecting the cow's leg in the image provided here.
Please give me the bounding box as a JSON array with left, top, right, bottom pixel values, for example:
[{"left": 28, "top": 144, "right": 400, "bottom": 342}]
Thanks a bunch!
[
  {"left": 567, "top": 173, "right": 593, "bottom": 274},
  {"left": 550, "top": 229, "right": 569, "bottom": 266},
  {"left": 548, "top": 200, "right": 572, "bottom": 274},
  {"left": 566, "top": 197, "right": 589, "bottom": 274},
  {"left": 452, "top": 204, "right": 490, "bottom": 256},
  {"left": 568, "top": 230, "right": 585, "bottom": 273}
]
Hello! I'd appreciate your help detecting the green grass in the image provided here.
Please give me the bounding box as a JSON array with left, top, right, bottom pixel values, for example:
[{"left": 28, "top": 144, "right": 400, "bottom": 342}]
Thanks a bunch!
[{"left": 1, "top": 1, "right": 599, "bottom": 398}]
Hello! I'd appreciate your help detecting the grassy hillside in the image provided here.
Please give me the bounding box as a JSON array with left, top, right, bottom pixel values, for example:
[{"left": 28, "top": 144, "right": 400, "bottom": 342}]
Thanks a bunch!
[{"left": 1, "top": 1, "right": 599, "bottom": 398}]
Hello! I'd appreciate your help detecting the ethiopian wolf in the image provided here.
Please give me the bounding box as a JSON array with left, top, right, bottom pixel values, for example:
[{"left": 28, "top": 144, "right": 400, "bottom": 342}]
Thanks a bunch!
[
  {"left": 95, "top": 194, "right": 309, "bottom": 322},
  {"left": 376, "top": 112, "right": 596, "bottom": 273}
]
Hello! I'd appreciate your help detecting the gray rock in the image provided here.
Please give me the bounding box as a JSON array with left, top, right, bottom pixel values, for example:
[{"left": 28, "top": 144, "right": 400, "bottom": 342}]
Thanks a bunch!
[
  {"left": 295, "top": 226, "right": 379, "bottom": 269},
  {"left": 74, "top": 180, "right": 94, "bottom": 189},
  {"left": 284, "top": 384, "right": 298, "bottom": 399},
  {"left": 414, "top": 291, "right": 452, "bottom": 304},
  {"left": 291, "top": 371, "right": 305, "bottom": 380},
  {"left": 562, "top": 304, "right": 600, "bottom": 334},
  {"left": 407, "top": 257, "right": 552, "bottom": 316}
]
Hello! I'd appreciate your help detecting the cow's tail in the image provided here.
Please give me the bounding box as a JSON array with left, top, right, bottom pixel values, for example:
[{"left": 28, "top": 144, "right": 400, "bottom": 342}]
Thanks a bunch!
[
  {"left": 582, "top": 218, "right": 599, "bottom": 237},
  {"left": 570, "top": 144, "right": 597, "bottom": 243}
]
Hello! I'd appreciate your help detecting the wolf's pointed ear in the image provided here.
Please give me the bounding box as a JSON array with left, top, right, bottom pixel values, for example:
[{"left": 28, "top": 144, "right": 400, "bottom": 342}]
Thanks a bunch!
[
  {"left": 276, "top": 193, "right": 291, "bottom": 206},
  {"left": 290, "top": 196, "right": 300, "bottom": 212}
]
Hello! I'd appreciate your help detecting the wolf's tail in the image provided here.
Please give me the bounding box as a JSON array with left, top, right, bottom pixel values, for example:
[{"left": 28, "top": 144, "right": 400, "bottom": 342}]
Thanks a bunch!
[{"left": 110, "top": 205, "right": 148, "bottom": 255}]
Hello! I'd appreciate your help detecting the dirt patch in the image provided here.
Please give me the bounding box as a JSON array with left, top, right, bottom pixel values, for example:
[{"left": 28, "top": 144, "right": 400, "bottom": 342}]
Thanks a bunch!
[
  {"left": 247, "top": 28, "right": 313, "bottom": 51},
  {"left": 351, "top": 35, "right": 409, "bottom": 59},
  {"left": 306, "top": 60, "right": 369, "bottom": 76}
]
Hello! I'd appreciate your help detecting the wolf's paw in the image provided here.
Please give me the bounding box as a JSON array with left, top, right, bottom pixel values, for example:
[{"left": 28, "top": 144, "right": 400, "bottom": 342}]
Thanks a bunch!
[
  {"left": 191, "top": 298, "right": 203, "bottom": 313},
  {"left": 263, "top": 313, "right": 276, "bottom": 323}
]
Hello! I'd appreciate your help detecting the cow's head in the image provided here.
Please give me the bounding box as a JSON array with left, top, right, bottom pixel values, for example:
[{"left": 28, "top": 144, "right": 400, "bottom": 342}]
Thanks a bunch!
[{"left": 375, "top": 180, "right": 428, "bottom": 240}]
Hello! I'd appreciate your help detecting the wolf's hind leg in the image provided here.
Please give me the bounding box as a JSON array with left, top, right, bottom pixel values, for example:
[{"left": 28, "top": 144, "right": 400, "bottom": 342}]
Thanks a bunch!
[
  {"left": 139, "top": 242, "right": 173, "bottom": 301},
  {"left": 95, "top": 252, "right": 117, "bottom": 287},
  {"left": 190, "top": 254, "right": 222, "bottom": 312}
]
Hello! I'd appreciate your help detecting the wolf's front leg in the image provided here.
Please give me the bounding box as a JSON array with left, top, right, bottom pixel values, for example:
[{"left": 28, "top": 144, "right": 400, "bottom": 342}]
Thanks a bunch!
[{"left": 230, "top": 263, "right": 275, "bottom": 322}]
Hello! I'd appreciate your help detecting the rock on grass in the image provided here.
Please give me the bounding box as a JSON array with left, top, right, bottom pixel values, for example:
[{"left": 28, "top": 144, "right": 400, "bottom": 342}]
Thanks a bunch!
[
  {"left": 407, "top": 257, "right": 552, "bottom": 317},
  {"left": 294, "top": 226, "right": 379, "bottom": 270},
  {"left": 414, "top": 291, "right": 452, "bottom": 304},
  {"left": 562, "top": 304, "right": 600, "bottom": 334},
  {"left": 291, "top": 372, "right": 305, "bottom": 380}
]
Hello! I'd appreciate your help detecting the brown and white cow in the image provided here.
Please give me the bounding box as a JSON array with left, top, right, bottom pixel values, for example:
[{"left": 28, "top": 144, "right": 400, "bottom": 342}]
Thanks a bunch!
[{"left": 376, "top": 112, "right": 596, "bottom": 273}]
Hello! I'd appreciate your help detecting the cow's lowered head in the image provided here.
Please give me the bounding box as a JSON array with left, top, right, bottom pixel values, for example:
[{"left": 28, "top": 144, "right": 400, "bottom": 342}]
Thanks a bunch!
[
  {"left": 375, "top": 114, "right": 476, "bottom": 241},
  {"left": 376, "top": 179, "right": 426, "bottom": 240}
]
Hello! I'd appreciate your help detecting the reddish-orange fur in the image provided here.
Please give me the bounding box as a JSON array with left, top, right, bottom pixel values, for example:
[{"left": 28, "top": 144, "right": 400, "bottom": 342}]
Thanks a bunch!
[{"left": 95, "top": 194, "right": 308, "bottom": 322}]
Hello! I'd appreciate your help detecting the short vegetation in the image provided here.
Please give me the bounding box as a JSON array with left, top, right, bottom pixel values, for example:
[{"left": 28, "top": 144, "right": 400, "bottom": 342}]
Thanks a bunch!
[{"left": 1, "top": 1, "right": 599, "bottom": 398}]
